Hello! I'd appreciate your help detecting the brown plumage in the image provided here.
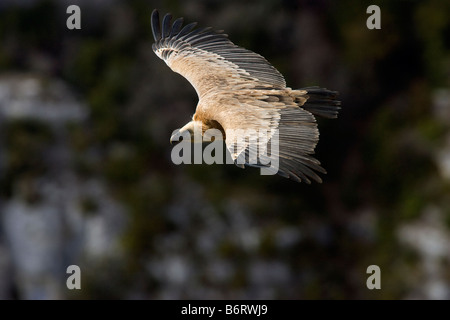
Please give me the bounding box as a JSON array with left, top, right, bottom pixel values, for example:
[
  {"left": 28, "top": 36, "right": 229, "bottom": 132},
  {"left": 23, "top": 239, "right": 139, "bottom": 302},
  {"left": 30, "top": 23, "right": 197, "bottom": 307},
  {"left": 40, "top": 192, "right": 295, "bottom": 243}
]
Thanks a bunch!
[{"left": 151, "top": 10, "right": 341, "bottom": 183}]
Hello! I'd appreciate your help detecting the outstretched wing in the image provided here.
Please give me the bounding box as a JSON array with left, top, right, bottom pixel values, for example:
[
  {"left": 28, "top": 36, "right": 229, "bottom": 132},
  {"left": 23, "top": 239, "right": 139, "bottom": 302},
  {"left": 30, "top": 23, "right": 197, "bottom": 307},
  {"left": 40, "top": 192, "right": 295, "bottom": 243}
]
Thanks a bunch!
[
  {"left": 213, "top": 88, "right": 333, "bottom": 184},
  {"left": 151, "top": 10, "right": 286, "bottom": 98}
]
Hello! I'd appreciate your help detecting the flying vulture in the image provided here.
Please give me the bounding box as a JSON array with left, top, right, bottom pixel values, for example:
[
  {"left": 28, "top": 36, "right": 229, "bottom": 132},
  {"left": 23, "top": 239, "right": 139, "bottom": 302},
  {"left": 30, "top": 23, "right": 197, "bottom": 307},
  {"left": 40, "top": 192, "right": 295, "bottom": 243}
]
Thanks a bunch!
[{"left": 151, "top": 9, "right": 340, "bottom": 183}]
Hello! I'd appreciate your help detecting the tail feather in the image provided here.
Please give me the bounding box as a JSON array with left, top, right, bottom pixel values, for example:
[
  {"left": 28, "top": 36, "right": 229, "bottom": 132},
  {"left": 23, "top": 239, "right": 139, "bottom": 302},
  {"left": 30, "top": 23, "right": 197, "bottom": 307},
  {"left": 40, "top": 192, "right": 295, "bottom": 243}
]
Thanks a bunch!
[{"left": 298, "top": 87, "right": 341, "bottom": 119}]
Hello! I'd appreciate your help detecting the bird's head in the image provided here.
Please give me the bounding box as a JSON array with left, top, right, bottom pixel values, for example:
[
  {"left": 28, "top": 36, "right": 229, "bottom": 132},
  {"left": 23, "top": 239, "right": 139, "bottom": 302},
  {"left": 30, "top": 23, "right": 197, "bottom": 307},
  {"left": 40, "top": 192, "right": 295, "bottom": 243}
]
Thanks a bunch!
[
  {"left": 170, "top": 119, "right": 225, "bottom": 144},
  {"left": 170, "top": 120, "right": 202, "bottom": 145}
]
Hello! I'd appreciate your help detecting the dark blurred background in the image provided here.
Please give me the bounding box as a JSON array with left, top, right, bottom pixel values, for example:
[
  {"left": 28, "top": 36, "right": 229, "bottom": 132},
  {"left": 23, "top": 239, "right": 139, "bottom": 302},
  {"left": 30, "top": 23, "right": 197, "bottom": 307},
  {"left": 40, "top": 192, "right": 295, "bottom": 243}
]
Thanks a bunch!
[{"left": 0, "top": 0, "right": 449, "bottom": 299}]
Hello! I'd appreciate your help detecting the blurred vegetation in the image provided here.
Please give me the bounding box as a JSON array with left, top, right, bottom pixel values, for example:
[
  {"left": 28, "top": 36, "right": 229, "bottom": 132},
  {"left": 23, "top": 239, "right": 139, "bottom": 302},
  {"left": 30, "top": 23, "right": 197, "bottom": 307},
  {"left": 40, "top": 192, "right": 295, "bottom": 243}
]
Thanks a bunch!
[{"left": 0, "top": 0, "right": 449, "bottom": 299}]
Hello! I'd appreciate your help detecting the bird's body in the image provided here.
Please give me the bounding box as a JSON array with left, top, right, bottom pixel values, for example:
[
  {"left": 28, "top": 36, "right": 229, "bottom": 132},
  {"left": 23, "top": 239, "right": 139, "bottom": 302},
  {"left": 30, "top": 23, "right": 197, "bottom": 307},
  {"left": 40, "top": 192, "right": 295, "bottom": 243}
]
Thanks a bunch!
[{"left": 151, "top": 10, "right": 340, "bottom": 183}]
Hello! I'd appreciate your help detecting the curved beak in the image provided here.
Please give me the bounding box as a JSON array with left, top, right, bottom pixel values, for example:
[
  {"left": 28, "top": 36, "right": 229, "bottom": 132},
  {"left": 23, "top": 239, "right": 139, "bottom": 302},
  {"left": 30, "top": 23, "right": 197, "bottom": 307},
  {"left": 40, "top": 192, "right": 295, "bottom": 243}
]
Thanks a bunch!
[
  {"left": 170, "top": 130, "right": 182, "bottom": 145},
  {"left": 170, "top": 121, "right": 199, "bottom": 145}
]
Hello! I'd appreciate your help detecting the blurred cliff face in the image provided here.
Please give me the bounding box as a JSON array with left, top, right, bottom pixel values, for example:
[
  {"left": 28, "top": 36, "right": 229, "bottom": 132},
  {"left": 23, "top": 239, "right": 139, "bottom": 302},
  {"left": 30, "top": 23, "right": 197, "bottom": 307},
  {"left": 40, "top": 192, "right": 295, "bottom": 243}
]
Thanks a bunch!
[{"left": 0, "top": 0, "right": 449, "bottom": 299}]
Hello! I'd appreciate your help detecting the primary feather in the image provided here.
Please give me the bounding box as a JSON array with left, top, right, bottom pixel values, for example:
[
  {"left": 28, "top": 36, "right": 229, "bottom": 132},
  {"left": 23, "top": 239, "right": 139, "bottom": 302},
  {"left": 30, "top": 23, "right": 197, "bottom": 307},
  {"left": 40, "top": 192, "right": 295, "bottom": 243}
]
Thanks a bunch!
[{"left": 151, "top": 9, "right": 341, "bottom": 183}]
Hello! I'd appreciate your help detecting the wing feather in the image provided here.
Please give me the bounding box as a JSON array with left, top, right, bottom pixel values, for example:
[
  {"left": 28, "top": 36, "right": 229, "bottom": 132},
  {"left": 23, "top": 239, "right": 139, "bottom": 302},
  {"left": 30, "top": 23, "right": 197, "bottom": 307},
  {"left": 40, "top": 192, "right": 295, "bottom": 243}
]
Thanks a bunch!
[
  {"left": 151, "top": 10, "right": 286, "bottom": 98},
  {"left": 161, "top": 13, "right": 172, "bottom": 38},
  {"left": 169, "top": 18, "right": 184, "bottom": 37},
  {"left": 208, "top": 90, "right": 325, "bottom": 183},
  {"left": 175, "top": 22, "right": 198, "bottom": 39},
  {"left": 151, "top": 10, "right": 161, "bottom": 41}
]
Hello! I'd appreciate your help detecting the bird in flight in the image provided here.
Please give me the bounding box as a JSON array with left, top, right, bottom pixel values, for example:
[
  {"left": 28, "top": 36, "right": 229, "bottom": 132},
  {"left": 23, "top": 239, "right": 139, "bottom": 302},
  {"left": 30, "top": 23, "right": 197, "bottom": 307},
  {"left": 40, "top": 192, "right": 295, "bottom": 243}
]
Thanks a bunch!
[{"left": 151, "top": 9, "right": 340, "bottom": 183}]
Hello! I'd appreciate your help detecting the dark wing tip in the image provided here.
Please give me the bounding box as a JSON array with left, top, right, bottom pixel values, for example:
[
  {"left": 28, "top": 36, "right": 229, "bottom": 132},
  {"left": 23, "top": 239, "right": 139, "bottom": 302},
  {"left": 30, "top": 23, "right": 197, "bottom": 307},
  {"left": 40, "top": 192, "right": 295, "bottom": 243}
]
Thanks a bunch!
[
  {"left": 176, "top": 21, "right": 198, "bottom": 39},
  {"left": 152, "top": 11, "right": 191, "bottom": 42},
  {"left": 151, "top": 9, "right": 161, "bottom": 41},
  {"left": 170, "top": 17, "right": 184, "bottom": 37},
  {"left": 161, "top": 13, "right": 173, "bottom": 39}
]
